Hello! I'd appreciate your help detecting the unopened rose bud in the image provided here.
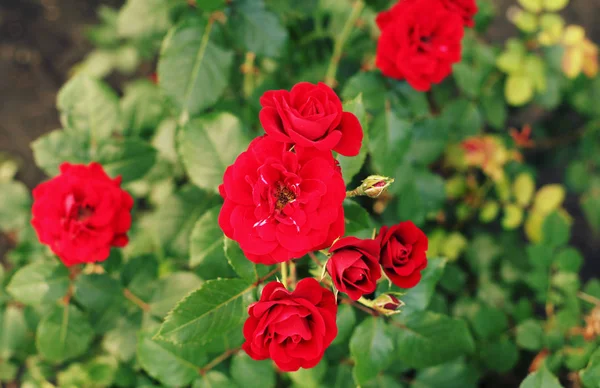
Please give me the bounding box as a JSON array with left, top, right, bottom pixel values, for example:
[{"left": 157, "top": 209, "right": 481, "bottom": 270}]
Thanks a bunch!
[
  {"left": 352, "top": 175, "right": 394, "bottom": 198},
  {"left": 372, "top": 294, "right": 404, "bottom": 315}
]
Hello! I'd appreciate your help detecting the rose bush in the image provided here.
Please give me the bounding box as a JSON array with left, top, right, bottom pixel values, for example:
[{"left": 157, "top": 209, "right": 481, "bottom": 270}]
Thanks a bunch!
[{"left": 0, "top": 0, "right": 599, "bottom": 387}]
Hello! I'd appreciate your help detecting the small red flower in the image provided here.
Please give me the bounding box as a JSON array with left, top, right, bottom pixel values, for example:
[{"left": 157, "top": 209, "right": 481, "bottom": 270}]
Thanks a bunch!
[
  {"left": 440, "top": 0, "right": 478, "bottom": 28},
  {"left": 31, "top": 163, "right": 133, "bottom": 266},
  {"left": 243, "top": 278, "right": 338, "bottom": 371},
  {"left": 326, "top": 237, "right": 381, "bottom": 300},
  {"left": 259, "top": 82, "right": 363, "bottom": 156},
  {"left": 375, "top": 0, "right": 465, "bottom": 91},
  {"left": 218, "top": 136, "right": 345, "bottom": 265},
  {"left": 376, "top": 221, "right": 428, "bottom": 288}
]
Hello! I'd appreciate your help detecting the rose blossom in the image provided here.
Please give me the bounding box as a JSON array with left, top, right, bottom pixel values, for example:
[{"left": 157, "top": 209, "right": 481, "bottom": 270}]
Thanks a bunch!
[
  {"left": 375, "top": 0, "right": 465, "bottom": 91},
  {"left": 242, "top": 278, "right": 338, "bottom": 371},
  {"left": 259, "top": 82, "right": 363, "bottom": 156},
  {"left": 376, "top": 221, "right": 428, "bottom": 288},
  {"left": 31, "top": 162, "right": 133, "bottom": 266},
  {"left": 219, "top": 136, "right": 345, "bottom": 264},
  {"left": 326, "top": 237, "right": 381, "bottom": 300}
]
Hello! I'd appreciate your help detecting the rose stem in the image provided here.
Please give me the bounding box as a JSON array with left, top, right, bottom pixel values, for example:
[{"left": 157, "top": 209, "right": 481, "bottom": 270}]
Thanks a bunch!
[
  {"left": 289, "top": 260, "right": 297, "bottom": 288},
  {"left": 578, "top": 292, "right": 600, "bottom": 306},
  {"left": 198, "top": 347, "right": 241, "bottom": 376},
  {"left": 324, "top": 0, "right": 365, "bottom": 87},
  {"left": 280, "top": 261, "right": 289, "bottom": 288},
  {"left": 123, "top": 289, "right": 151, "bottom": 312}
]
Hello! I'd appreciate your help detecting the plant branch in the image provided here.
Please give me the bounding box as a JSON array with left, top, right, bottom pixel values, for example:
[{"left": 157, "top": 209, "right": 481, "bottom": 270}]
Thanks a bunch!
[
  {"left": 280, "top": 261, "right": 289, "bottom": 288},
  {"left": 578, "top": 292, "right": 600, "bottom": 306},
  {"left": 324, "top": 0, "right": 365, "bottom": 87},
  {"left": 198, "top": 347, "right": 241, "bottom": 376},
  {"left": 124, "top": 288, "right": 151, "bottom": 312}
]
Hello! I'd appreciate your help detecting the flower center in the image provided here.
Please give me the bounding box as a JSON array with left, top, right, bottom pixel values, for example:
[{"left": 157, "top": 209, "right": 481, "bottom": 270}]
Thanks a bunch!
[
  {"left": 275, "top": 183, "right": 296, "bottom": 211},
  {"left": 77, "top": 205, "right": 94, "bottom": 221}
]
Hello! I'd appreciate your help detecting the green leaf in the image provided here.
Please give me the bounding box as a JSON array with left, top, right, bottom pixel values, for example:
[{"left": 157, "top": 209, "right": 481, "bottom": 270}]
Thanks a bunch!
[
  {"left": 158, "top": 19, "right": 234, "bottom": 116},
  {"left": 178, "top": 113, "right": 249, "bottom": 192},
  {"left": 582, "top": 190, "right": 600, "bottom": 233},
  {"left": 7, "top": 261, "right": 70, "bottom": 305},
  {"left": 480, "top": 337, "right": 519, "bottom": 373},
  {"left": 288, "top": 359, "right": 327, "bottom": 387},
  {"left": 74, "top": 274, "right": 125, "bottom": 333},
  {"left": 196, "top": 0, "right": 226, "bottom": 11},
  {"left": 152, "top": 185, "right": 221, "bottom": 258},
  {"left": 554, "top": 247, "right": 584, "bottom": 273},
  {"left": 502, "top": 204, "right": 524, "bottom": 230},
  {"left": 442, "top": 99, "right": 482, "bottom": 141},
  {"left": 543, "top": 0, "right": 568, "bottom": 12},
  {"left": 520, "top": 366, "right": 563, "bottom": 388},
  {"left": 369, "top": 106, "right": 412, "bottom": 176},
  {"left": 453, "top": 63, "right": 482, "bottom": 98},
  {"left": 350, "top": 317, "right": 394, "bottom": 386},
  {"left": 224, "top": 237, "right": 273, "bottom": 283},
  {"left": 57, "top": 75, "right": 120, "bottom": 141},
  {"left": 516, "top": 319, "right": 545, "bottom": 351},
  {"left": 156, "top": 278, "right": 255, "bottom": 345},
  {"left": 102, "top": 315, "right": 140, "bottom": 362},
  {"left": 36, "top": 305, "right": 94, "bottom": 363},
  {"left": 31, "top": 129, "right": 91, "bottom": 176},
  {"left": 0, "top": 306, "right": 27, "bottom": 360},
  {"left": 580, "top": 348, "right": 600, "bottom": 388},
  {"left": 138, "top": 331, "right": 208, "bottom": 387},
  {"left": 518, "top": 0, "right": 543, "bottom": 13},
  {"left": 481, "top": 80, "right": 507, "bottom": 129},
  {"left": 471, "top": 305, "right": 509, "bottom": 340},
  {"left": 343, "top": 200, "right": 374, "bottom": 238},
  {"left": 341, "top": 72, "right": 387, "bottom": 113},
  {"left": 190, "top": 207, "right": 229, "bottom": 274},
  {"left": 338, "top": 95, "right": 368, "bottom": 185},
  {"left": 0, "top": 181, "right": 30, "bottom": 231},
  {"left": 120, "top": 80, "right": 167, "bottom": 136},
  {"left": 230, "top": 0, "right": 288, "bottom": 57},
  {"left": 413, "top": 359, "right": 479, "bottom": 388},
  {"left": 379, "top": 258, "right": 446, "bottom": 316},
  {"left": 193, "top": 371, "right": 238, "bottom": 388},
  {"left": 0, "top": 361, "right": 17, "bottom": 382},
  {"left": 514, "top": 173, "right": 536, "bottom": 207},
  {"left": 394, "top": 311, "right": 475, "bottom": 368},
  {"left": 542, "top": 211, "right": 571, "bottom": 248},
  {"left": 332, "top": 303, "right": 357, "bottom": 346},
  {"left": 96, "top": 138, "right": 157, "bottom": 183},
  {"left": 149, "top": 272, "right": 203, "bottom": 318},
  {"left": 405, "top": 118, "right": 449, "bottom": 166},
  {"left": 230, "top": 352, "right": 275, "bottom": 388},
  {"left": 117, "top": 0, "right": 174, "bottom": 39}
]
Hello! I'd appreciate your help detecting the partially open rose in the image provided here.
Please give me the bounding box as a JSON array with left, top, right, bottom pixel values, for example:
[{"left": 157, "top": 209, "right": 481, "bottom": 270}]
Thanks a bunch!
[
  {"left": 242, "top": 278, "right": 338, "bottom": 371},
  {"left": 259, "top": 82, "right": 363, "bottom": 156}
]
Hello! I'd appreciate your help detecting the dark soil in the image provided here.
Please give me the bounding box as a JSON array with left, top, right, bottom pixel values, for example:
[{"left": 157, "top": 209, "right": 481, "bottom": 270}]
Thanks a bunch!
[{"left": 0, "top": 0, "right": 598, "bottom": 269}]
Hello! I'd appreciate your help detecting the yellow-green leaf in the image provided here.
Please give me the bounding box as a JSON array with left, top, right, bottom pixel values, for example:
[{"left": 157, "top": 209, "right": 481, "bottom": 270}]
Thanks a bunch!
[
  {"left": 505, "top": 74, "right": 534, "bottom": 106},
  {"left": 514, "top": 11, "right": 538, "bottom": 33},
  {"left": 532, "top": 184, "right": 566, "bottom": 214},
  {"left": 543, "top": 0, "right": 568, "bottom": 12},
  {"left": 513, "top": 173, "right": 536, "bottom": 207},
  {"left": 480, "top": 201, "right": 500, "bottom": 223},
  {"left": 518, "top": 0, "right": 543, "bottom": 13},
  {"left": 502, "top": 204, "right": 524, "bottom": 230},
  {"left": 525, "top": 211, "right": 545, "bottom": 242}
]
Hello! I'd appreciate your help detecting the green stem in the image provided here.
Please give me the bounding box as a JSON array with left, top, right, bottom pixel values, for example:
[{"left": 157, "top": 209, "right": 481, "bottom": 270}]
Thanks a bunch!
[
  {"left": 324, "top": 0, "right": 365, "bottom": 87},
  {"left": 578, "top": 291, "right": 600, "bottom": 306},
  {"left": 280, "top": 261, "right": 289, "bottom": 288},
  {"left": 242, "top": 52, "right": 256, "bottom": 99}
]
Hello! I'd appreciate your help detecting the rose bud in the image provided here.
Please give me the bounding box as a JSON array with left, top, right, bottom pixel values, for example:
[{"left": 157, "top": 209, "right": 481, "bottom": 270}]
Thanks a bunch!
[
  {"left": 361, "top": 175, "right": 394, "bottom": 198},
  {"left": 242, "top": 278, "right": 337, "bottom": 372},
  {"left": 31, "top": 162, "right": 133, "bottom": 267},
  {"left": 259, "top": 82, "right": 363, "bottom": 156},
  {"left": 372, "top": 293, "right": 404, "bottom": 316},
  {"left": 326, "top": 237, "right": 381, "bottom": 301},
  {"left": 376, "top": 221, "right": 429, "bottom": 288}
]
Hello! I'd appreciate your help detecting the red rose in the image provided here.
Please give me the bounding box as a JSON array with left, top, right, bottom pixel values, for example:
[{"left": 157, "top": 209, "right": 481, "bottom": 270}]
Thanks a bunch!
[
  {"left": 259, "top": 82, "right": 363, "bottom": 156},
  {"left": 440, "top": 0, "right": 478, "bottom": 28},
  {"left": 376, "top": 221, "right": 428, "bottom": 288},
  {"left": 219, "top": 136, "right": 345, "bottom": 265},
  {"left": 242, "top": 278, "right": 338, "bottom": 371},
  {"left": 31, "top": 163, "right": 133, "bottom": 267},
  {"left": 326, "top": 237, "right": 381, "bottom": 300},
  {"left": 375, "top": 0, "right": 465, "bottom": 91}
]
